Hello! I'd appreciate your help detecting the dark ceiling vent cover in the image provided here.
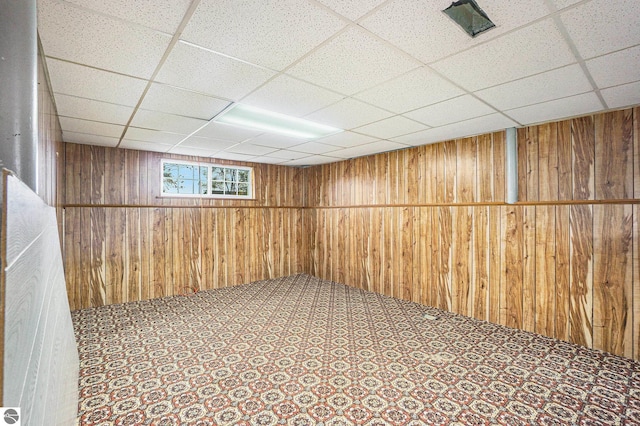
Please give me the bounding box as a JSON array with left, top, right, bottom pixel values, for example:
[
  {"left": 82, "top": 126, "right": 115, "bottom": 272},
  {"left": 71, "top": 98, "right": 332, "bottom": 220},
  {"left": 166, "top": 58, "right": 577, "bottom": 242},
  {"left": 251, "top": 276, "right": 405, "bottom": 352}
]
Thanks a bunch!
[{"left": 443, "top": 0, "right": 495, "bottom": 38}]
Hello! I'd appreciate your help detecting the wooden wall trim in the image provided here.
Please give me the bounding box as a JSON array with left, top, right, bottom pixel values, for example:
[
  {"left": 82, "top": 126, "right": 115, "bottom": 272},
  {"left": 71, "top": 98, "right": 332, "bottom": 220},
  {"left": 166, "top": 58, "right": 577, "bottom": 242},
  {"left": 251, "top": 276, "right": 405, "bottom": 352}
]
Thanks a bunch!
[{"left": 63, "top": 204, "right": 308, "bottom": 209}]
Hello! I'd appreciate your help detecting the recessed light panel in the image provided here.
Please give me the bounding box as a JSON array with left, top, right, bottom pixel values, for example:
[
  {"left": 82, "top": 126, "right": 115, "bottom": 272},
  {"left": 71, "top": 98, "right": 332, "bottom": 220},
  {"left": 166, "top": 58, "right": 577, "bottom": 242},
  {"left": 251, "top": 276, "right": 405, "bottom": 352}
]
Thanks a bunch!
[
  {"left": 443, "top": 0, "right": 495, "bottom": 38},
  {"left": 214, "top": 103, "right": 343, "bottom": 139}
]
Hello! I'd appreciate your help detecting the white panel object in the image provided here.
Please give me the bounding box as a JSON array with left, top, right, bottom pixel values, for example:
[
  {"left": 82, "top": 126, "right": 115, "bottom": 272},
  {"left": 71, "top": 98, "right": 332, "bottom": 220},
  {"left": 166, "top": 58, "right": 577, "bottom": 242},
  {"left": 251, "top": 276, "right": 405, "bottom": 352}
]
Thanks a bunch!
[
  {"left": 140, "top": 83, "right": 231, "bottom": 120},
  {"left": 156, "top": 41, "right": 275, "bottom": 101},
  {"left": 2, "top": 172, "right": 79, "bottom": 424},
  {"left": 506, "top": 92, "right": 602, "bottom": 125},
  {"left": 404, "top": 95, "right": 496, "bottom": 127},
  {"left": 560, "top": 0, "right": 640, "bottom": 59},
  {"left": 505, "top": 127, "right": 518, "bottom": 204},
  {"left": 287, "top": 26, "right": 420, "bottom": 95},
  {"left": 54, "top": 94, "right": 134, "bottom": 125},
  {"left": 65, "top": 0, "right": 192, "bottom": 33},
  {"left": 431, "top": 19, "right": 576, "bottom": 91},
  {"left": 354, "top": 67, "right": 464, "bottom": 114},
  {"left": 181, "top": 0, "right": 345, "bottom": 70},
  {"left": 354, "top": 115, "right": 428, "bottom": 139},
  {"left": 585, "top": 45, "right": 640, "bottom": 89},
  {"left": 242, "top": 74, "right": 343, "bottom": 117},
  {"left": 38, "top": 0, "right": 171, "bottom": 79},
  {"left": 47, "top": 58, "right": 147, "bottom": 106},
  {"left": 305, "top": 98, "right": 392, "bottom": 130}
]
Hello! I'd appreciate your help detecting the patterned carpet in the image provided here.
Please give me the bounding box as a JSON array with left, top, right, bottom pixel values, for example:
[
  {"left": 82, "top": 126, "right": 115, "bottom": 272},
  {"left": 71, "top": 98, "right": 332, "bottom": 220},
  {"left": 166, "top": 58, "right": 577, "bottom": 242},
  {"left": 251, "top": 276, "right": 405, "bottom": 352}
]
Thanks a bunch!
[{"left": 73, "top": 274, "right": 640, "bottom": 425}]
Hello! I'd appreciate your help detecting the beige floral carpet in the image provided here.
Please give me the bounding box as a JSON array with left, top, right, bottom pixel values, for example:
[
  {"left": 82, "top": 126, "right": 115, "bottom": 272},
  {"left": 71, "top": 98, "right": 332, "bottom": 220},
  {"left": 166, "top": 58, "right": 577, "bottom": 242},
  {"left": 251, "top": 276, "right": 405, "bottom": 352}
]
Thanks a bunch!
[{"left": 73, "top": 274, "right": 640, "bottom": 425}]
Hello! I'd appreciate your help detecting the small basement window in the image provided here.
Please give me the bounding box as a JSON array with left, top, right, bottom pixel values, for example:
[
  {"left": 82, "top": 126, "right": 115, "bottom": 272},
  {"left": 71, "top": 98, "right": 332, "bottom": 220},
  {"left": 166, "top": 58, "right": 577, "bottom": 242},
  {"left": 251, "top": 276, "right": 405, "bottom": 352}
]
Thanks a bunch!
[{"left": 161, "top": 159, "right": 253, "bottom": 199}]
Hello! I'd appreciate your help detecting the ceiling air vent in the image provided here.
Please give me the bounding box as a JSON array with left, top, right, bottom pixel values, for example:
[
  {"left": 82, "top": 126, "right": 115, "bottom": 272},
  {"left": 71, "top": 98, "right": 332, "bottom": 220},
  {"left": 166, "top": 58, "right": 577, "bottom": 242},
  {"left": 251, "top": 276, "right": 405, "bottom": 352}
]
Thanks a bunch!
[{"left": 443, "top": 0, "right": 495, "bottom": 38}]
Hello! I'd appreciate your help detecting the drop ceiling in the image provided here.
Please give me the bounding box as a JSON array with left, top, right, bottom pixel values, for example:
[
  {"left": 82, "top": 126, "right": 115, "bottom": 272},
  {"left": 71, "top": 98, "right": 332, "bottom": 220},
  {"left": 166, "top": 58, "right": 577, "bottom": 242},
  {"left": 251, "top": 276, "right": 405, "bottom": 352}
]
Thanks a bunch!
[{"left": 38, "top": 0, "right": 640, "bottom": 166}]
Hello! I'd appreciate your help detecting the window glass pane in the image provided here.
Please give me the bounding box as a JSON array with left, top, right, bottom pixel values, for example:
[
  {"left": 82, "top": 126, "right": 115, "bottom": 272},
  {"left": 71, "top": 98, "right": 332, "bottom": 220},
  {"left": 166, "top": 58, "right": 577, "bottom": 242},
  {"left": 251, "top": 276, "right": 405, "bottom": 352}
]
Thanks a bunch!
[
  {"left": 163, "top": 178, "right": 178, "bottom": 194},
  {"left": 225, "top": 182, "right": 237, "bottom": 194},
  {"left": 225, "top": 168, "right": 237, "bottom": 182},
  {"left": 179, "top": 164, "right": 196, "bottom": 180},
  {"left": 211, "top": 181, "right": 224, "bottom": 194},
  {"left": 238, "top": 183, "right": 248, "bottom": 196},
  {"left": 212, "top": 167, "right": 224, "bottom": 181},
  {"left": 238, "top": 170, "right": 249, "bottom": 183}
]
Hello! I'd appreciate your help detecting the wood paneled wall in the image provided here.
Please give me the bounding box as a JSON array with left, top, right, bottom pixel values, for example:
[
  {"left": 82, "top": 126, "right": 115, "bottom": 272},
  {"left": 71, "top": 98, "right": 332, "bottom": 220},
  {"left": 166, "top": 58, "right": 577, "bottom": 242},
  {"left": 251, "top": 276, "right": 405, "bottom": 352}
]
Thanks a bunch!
[
  {"left": 62, "top": 108, "right": 640, "bottom": 360},
  {"left": 306, "top": 107, "right": 640, "bottom": 360},
  {"left": 62, "top": 144, "right": 310, "bottom": 310}
]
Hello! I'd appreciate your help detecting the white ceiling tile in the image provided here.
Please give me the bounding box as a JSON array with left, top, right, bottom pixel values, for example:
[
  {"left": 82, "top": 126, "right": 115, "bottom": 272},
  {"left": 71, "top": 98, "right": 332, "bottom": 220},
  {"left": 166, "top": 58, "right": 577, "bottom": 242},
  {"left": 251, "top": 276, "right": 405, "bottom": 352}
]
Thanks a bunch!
[
  {"left": 179, "top": 136, "right": 237, "bottom": 151},
  {"left": 353, "top": 115, "right": 429, "bottom": 139},
  {"left": 506, "top": 92, "right": 603, "bottom": 125},
  {"left": 242, "top": 75, "right": 344, "bottom": 117},
  {"left": 124, "top": 128, "right": 187, "bottom": 144},
  {"left": 64, "top": 0, "right": 192, "bottom": 33},
  {"left": 250, "top": 156, "right": 289, "bottom": 165},
  {"left": 552, "top": 0, "right": 583, "bottom": 9},
  {"left": 362, "top": 0, "right": 550, "bottom": 64},
  {"left": 305, "top": 98, "right": 392, "bottom": 130},
  {"left": 331, "top": 140, "right": 409, "bottom": 159},
  {"left": 227, "top": 144, "right": 279, "bottom": 156},
  {"left": 560, "top": 0, "right": 640, "bottom": 59},
  {"left": 211, "top": 152, "right": 257, "bottom": 162},
  {"left": 167, "top": 146, "right": 218, "bottom": 157},
  {"left": 404, "top": 95, "right": 496, "bottom": 127},
  {"left": 586, "top": 46, "right": 640, "bottom": 89},
  {"left": 393, "top": 113, "right": 518, "bottom": 146},
  {"left": 475, "top": 64, "right": 593, "bottom": 110},
  {"left": 262, "top": 150, "right": 311, "bottom": 160},
  {"left": 600, "top": 81, "right": 640, "bottom": 109},
  {"left": 119, "top": 139, "right": 173, "bottom": 152},
  {"left": 59, "top": 117, "right": 124, "bottom": 137},
  {"left": 246, "top": 133, "right": 309, "bottom": 149},
  {"left": 313, "top": 131, "right": 378, "bottom": 148},
  {"left": 47, "top": 59, "right": 147, "bottom": 106},
  {"left": 354, "top": 67, "right": 465, "bottom": 113},
  {"left": 290, "top": 142, "right": 341, "bottom": 155},
  {"left": 431, "top": 19, "right": 576, "bottom": 91},
  {"left": 195, "top": 122, "right": 262, "bottom": 142},
  {"left": 181, "top": 0, "right": 346, "bottom": 70},
  {"left": 315, "top": 0, "right": 387, "bottom": 20},
  {"left": 156, "top": 42, "right": 276, "bottom": 101},
  {"left": 140, "top": 84, "right": 231, "bottom": 120},
  {"left": 130, "top": 110, "right": 207, "bottom": 134},
  {"left": 54, "top": 94, "right": 134, "bottom": 125},
  {"left": 284, "top": 155, "right": 342, "bottom": 166},
  {"left": 62, "top": 131, "right": 120, "bottom": 147},
  {"left": 287, "top": 26, "right": 420, "bottom": 95},
  {"left": 38, "top": 0, "right": 171, "bottom": 79}
]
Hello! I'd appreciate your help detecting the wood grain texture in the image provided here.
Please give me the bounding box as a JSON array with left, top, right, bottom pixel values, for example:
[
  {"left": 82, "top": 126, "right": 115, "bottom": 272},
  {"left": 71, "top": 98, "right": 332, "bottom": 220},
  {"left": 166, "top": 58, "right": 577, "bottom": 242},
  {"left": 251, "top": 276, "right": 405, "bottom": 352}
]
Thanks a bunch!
[{"left": 61, "top": 108, "right": 640, "bottom": 360}]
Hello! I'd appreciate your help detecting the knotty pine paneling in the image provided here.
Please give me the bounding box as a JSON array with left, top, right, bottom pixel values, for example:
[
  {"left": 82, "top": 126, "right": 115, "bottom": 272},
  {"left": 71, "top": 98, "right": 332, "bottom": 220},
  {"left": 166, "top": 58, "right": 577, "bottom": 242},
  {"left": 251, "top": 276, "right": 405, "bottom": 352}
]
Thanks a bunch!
[
  {"left": 307, "top": 107, "right": 640, "bottom": 360},
  {"left": 62, "top": 143, "right": 310, "bottom": 310}
]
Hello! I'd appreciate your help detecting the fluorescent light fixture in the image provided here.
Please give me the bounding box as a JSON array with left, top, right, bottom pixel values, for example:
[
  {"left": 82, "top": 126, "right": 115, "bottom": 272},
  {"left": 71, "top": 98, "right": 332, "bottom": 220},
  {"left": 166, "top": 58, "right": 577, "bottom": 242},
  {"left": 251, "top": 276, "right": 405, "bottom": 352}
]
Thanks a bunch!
[
  {"left": 443, "top": 0, "right": 495, "bottom": 38},
  {"left": 214, "top": 103, "right": 343, "bottom": 139}
]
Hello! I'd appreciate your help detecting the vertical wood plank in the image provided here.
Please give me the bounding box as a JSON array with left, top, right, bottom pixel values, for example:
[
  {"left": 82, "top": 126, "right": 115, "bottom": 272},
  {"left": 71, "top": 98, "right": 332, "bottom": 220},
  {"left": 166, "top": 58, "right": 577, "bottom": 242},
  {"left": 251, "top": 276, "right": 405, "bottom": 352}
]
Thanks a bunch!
[
  {"left": 438, "top": 206, "right": 452, "bottom": 311},
  {"left": 535, "top": 206, "right": 556, "bottom": 337},
  {"left": 570, "top": 205, "right": 593, "bottom": 348},
  {"left": 473, "top": 206, "right": 489, "bottom": 321},
  {"left": 126, "top": 208, "right": 141, "bottom": 303},
  {"left": 593, "top": 204, "right": 633, "bottom": 357},
  {"left": 572, "top": 116, "right": 595, "bottom": 200},
  {"left": 557, "top": 120, "right": 573, "bottom": 201},
  {"left": 89, "top": 207, "right": 105, "bottom": 308},
  {"left": 452, "top": 206, "right": 473, "bottom": 316},
  {"left": 504, "top": 206, "right": 523, "bottom": 329},
  {"left": 523, "top": 206, "right": 536, "bottom": 333},
  {"left": 538, "top": 123, "right": 559, "bottom": 201},
  {"left": 457, "top": 137, "right": 477, "bottom": 203},
  {"left": 493, "top": 131, "right": 505, "bottom": 202},
  {"left": 488, "top": 206, "right": 501, "bottom": 324},
  {"left": 555, "top": 205, "right": 571, "bottom": 342},
  {"left": 595, "top": 109, "right": 633, "bottom": 200},
  {"left": 477, "top": 134, "right": 493, "bottom": 202}
]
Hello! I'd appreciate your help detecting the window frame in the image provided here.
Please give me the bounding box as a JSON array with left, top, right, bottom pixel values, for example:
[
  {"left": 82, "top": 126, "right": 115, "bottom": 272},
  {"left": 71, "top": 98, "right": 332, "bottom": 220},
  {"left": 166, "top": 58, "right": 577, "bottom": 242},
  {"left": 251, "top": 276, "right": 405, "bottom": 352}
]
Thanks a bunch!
[{"left": 160, "top": 159, "right": 254, "bottom": 200}]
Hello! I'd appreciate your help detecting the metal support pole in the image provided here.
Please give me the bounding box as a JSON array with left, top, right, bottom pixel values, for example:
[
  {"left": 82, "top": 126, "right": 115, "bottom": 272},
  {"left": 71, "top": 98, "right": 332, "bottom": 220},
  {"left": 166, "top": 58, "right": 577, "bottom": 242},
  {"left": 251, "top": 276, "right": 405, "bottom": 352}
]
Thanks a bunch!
[{"left": 505, "top": 127, "right": 518, "bottom": 204}]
